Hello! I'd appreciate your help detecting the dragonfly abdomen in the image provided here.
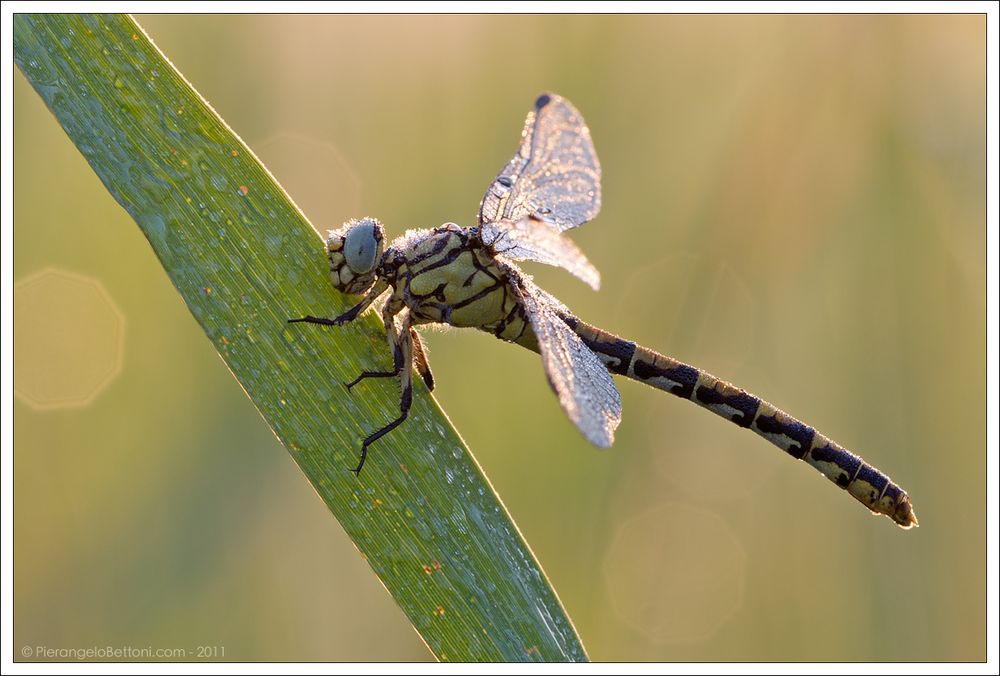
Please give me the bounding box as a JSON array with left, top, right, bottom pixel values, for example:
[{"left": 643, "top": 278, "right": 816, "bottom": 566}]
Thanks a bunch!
[{"left": 561, "top": 315, "right": 918, "bottom": 529}]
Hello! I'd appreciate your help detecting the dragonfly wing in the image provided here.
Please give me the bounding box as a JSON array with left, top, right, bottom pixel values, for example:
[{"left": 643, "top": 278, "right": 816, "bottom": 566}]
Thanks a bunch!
[
  {"left": 514, "top": 275, "right": 622, "bottom": 447},
  {"left": 478, "top": 93, "right": 601, "bottom": 232},
  {"left": 480, "top": 217, "right": 601, "bottom": 290}
]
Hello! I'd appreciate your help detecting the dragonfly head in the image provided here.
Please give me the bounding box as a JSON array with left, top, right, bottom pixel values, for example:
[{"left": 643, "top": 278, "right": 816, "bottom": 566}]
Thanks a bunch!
[{"left": 326, "top": 217, "right": 385, "bottom": 295}]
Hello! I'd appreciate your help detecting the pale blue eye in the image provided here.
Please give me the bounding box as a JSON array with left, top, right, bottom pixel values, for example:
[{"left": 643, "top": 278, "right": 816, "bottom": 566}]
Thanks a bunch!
[{"left": 344, "top": 221, "right": 379, "bottom": 273}]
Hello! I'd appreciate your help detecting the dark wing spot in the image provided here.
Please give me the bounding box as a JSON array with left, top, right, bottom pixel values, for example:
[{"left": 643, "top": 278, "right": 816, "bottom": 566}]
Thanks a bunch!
[
  {"left": 535, "top": 93, "right": 552, "bottom": 109},
  {"left": 497, "top": 176, "right": 513, "bottom": 188}
]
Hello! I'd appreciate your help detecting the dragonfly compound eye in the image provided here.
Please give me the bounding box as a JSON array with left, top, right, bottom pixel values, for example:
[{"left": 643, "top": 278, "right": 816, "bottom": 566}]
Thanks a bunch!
[
  {"left": 344, "top": 218, "right": 384, "bottom": 274},
  {"left": 326, "top": 217, "right": 384, "bottom": 295}
]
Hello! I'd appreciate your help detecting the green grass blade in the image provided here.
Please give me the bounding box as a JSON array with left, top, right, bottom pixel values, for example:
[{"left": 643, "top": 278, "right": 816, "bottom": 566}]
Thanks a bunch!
[{"left": 14, "top": 13, "right": 587, "bottom": 662}]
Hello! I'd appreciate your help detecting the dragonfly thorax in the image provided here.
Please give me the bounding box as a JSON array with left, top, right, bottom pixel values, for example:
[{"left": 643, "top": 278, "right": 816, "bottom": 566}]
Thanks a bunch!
[
  {"left": 386, "top": 224, "right": 524, "bottom": 333},
  {"left": 326, "top": 217, "right": 385, "bottom": 295}
]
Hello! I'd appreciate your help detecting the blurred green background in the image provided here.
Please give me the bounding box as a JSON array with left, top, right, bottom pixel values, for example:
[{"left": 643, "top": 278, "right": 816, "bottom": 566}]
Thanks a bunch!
[{"left": 14, "top": 14, "right": 985, "bottom": 661}]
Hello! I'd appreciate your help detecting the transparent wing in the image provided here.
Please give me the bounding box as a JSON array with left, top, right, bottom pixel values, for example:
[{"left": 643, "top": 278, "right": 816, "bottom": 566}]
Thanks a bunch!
[
  {"left": 478, "top": 93, "right": 601, "bottom": 232},
  {"left": 513, "top": 274, "right": 621, "bottom": 447},
  {"left": 480, "top": 217, "right": 601, "bottom": 290}
]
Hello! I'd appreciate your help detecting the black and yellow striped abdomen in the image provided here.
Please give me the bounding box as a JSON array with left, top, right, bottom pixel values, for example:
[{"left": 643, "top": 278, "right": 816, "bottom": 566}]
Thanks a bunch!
[{"left": 559, "top": 315, "right": 918, "bottom": 528}]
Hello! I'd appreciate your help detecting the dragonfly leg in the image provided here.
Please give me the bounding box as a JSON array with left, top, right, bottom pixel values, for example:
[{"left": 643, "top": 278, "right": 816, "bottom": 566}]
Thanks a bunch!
[
  {"left": 344, "top": 298, "right": 406, "bottom": 391},
  {"left": 344, "top": 370, "right": 398, "bottom": 390},
  {"left": 345, "top": 327, "right": 433, "bottom": 393},
  {"left": 356, "top": 404, "right": 410, "bottom": 474},
  {"left": 352, "top": 305, "right": 414, "bottom": 474},
  {"left": 410, "top": 327, "right": 435, "bottom": 391},
  {"left": 288, "top": 280, "right": 389, "bottom": 326},
  {"left": 287, "top": 304, "right": 364, "bottom": 327}
]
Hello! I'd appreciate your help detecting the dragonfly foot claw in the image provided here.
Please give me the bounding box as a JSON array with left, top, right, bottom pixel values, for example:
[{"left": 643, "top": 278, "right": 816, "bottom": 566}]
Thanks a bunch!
[{"left": 351, "top": 443, "right": 370, "bottom": 475}]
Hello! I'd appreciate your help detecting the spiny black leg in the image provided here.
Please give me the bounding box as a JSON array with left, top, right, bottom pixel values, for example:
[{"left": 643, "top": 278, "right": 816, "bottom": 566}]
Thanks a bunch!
[
  {"left": 351, "top": 380, "right": 412, "bottom": 475},
  {"left": 288, "top": 301, "right": 369, "bottom": 327},
  {"left": 344, "top": 338, "right": 403, "bottom": 390},
  {"left": 288, "top": 315, "right": 339, "bottom": 326},
  {"left": 352, "top": 411, "right": 410, "bottom": 475},
  {"left": 344, "top": 370, "right": 398, "bottom": 391},
  {"left": 330, "top": 302, "right": 367, "bottom": 325}
]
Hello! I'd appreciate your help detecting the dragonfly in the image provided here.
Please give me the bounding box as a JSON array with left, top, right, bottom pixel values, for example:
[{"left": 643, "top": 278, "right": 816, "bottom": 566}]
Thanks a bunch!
[{"left": 290, "top": 92, "right": 917, "bottom": 529}]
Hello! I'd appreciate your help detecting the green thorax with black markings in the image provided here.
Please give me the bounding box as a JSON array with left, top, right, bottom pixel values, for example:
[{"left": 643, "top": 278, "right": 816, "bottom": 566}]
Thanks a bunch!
[{"left": 379, "top": 224, "right": 534, "bottom": 345}]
